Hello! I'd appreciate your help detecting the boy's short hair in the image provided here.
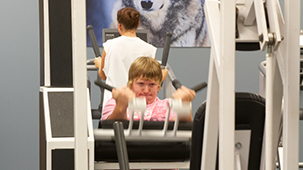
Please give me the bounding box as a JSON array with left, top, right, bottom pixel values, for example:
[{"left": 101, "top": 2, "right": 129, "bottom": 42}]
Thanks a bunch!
[{"left": 127, "top": 57, "right": 162, "bottom": 88}]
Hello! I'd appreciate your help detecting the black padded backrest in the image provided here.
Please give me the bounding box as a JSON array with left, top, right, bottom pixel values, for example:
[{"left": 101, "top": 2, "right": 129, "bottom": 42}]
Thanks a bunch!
[
  {"left": 95, "top": 120, "right": 193, "bottom": 162},
  {"left": 190, "top": 92, "right": 265, "bottom": 170}
]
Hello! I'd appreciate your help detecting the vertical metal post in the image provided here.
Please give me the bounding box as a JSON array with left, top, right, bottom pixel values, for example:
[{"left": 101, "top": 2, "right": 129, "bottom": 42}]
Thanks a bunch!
[
  {"left": 282, "top": 0, "right": 300, "bottom": 169},
  {"left": 265, "top": 38, "right": 276, "bottom": 170},
  {"left": 201, "top": 55, "right": 220, "bottom": 170},
  {"left": 72, "top": 0, "right": 88, "bottom": 169},
  {"left": 113, "top": 121, "right": 130, "bottom": 170},
  {"left": 202, "top": 1, "right": 235, "bottom": 169},
  {"left": 219, "top": 0, "right": 235, "bottom": 169},
  {"left": 43, "top": 0, "right": 50, "bottom": 86}
]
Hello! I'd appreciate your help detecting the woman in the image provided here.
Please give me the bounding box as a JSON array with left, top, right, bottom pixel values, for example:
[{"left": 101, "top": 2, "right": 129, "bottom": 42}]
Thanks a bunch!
[
  {"left": 94, "top": 7, "right": 157, "bottom": 108},
  {"left": 102, "top": 57, "right": 195, "bottom": 122}
]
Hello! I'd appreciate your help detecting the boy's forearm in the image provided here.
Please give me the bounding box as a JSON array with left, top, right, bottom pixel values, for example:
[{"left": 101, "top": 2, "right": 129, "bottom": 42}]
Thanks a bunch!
[{"left": 106, "top": 105, "right": 128, "bottom": 120}]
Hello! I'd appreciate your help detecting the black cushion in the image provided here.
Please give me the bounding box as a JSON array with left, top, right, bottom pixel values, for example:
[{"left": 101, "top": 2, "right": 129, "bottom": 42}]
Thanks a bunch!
[
  {"left": 190, "top": 92, "right": 265, "bottom": 170},
  {"left": 95, "top": 120, "right": 192, "bottom": 162}
]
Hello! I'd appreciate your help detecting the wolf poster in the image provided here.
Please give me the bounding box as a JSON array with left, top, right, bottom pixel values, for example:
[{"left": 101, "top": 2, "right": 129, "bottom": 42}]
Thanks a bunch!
[{"left": 86, "top": 0, "right": 210, "bottom": 47}]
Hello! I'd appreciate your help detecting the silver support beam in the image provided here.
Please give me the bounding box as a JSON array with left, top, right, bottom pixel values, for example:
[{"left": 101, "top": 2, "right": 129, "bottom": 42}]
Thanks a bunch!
[
  {"left": 219, "top": 1, "right": 236, "bottom": 170},
  {"left": 202, "top": 0, "right": 235, "bottom": 170},
  {"left": 281, "top": 0, "right": 300, "bottom": 169},
  {"left": 43, "top": 0, "right": 50, "bottom": 86},
  {"left": 72, "top": 0, "right": 88, "bottom": 169},
  {"left": 204, "top": 0, "right": 300, "bottom": 170}
]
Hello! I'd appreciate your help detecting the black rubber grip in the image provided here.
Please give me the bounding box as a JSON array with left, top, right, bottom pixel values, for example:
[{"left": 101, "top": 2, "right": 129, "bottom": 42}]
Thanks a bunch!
[
  {"left": 94, "top": 80, "right": 114, "bottom": 92},
  {"left": 172, "top": 79, "right": 182, "bottom": 90},
  {"left": 87, "top": 25, "right": 101, "bottom": 58},
  {"left": 161, "top": 32, "right": 172, "bottom": 66},
  {"left": 191, "top": 82, "right": 207, "bottom": 92},
  {"left": 172, "top": 79, "right": 207, "bottom": 92}
]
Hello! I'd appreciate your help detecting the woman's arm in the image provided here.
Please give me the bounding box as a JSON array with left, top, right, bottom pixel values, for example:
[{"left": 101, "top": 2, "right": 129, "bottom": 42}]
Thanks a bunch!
[
  {"left": 161, "top": 68, "right": 168, "bottom": 83},
  {"left": 99, "top": 49, "right": 107, "bottom": 80},
  {"left": 94, "top": 49, "right": 107, "bottom": 80}
]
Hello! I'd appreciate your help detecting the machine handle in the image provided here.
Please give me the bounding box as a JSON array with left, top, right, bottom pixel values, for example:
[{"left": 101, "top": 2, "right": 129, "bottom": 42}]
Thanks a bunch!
[
  {"left": 172, "top": 79, "right": 207, "bottom": 92},
  {"left": 172, "top": 79, "right": 182, "bottom": 90},
  {"left": 161, "top": 32, "right": 172, "bottom": 66},
  {"left": 191, "top": 82, "right": 207, "bottom": 92},
  {"left": 87, "top": 25, "right": 101, "bottom": 58},
  {"left": 94, "top": 79, "right": 114, "bottom": 92}
]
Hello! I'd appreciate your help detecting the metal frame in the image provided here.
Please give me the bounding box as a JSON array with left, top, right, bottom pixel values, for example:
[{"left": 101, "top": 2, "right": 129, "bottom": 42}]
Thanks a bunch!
[
  {"left": 42, "top": 0, "right": 50, "bottom": 86},
  {"left": 71, "top": 0, "right": 88, "bottom": 169},
  {"left": 94, "top": 162, "right": 190, "bottom": 170},
  {"left": 202, "top": 1, "right": 236, "bottom": 170},
  {"left": 40, "top": 87, "right": 94, "bottom": 170},
  {"left": 203, "top": 0, "right": 300, "bottom": 170},
  {"left": 70, "top": 0, "right": 300, "bottom": 169}
]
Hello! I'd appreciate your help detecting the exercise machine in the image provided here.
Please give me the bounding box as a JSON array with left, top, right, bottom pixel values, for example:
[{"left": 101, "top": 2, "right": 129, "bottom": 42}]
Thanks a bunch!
[
  {"left": 202, "top": 0, "right": 300, "bottom": 170},
  {"left": 39, "top": 0, "right": 300, "bottom": 169}
]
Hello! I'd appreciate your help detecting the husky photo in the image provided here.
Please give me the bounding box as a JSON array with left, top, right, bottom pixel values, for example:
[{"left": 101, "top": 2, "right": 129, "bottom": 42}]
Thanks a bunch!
[{"left": 86, "top": 0, "right": 210, "bottom": 47}]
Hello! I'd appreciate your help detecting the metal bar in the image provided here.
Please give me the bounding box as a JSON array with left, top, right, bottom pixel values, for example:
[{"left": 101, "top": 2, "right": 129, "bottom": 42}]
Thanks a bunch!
[
  {"left": 265, "top": 44, "right": 283, "bottom": 170},
  {"left": 113, "top": 121, "right": 130, "bottom": 170},
  {"left": 43, "top": 0, "right": 50, "bottom": 86},
  {"left": 282, "top": 0, "right": 300, "bottom": 169},
  {"left": 276, "top": 162, "right": 303, "bottom": 168},
  {"left": 72, "top": 0, "right": 88, "bottom": 169},
  {"left": 265, "top": 44, "right": 276, "bottom": 170},
  {"left": 219, "top": 0, "right": 236, "bottom": 169},
  {"left": 201, "top": 56, "right": 219, "bottom": 170},
  {"left": 94, "top": 162, "right": 190, "bottom": 169},
  {"left": 162, "top": 102, "right": 170, "bottom": 136}
]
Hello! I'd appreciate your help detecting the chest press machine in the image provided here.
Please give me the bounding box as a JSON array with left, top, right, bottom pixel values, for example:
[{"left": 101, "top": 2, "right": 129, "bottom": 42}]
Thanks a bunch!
[
  {"left": 39, "top": 0, "right": 300, "bottom": 170},
  {"left": 39, "top": 1, "right": 204, "bottom": 168},
  {"left": 87, "top": 28, "right": 204, "bottom": 170},
  {"left": 87, "top": 24, "right": 265, "bottom": 170}
]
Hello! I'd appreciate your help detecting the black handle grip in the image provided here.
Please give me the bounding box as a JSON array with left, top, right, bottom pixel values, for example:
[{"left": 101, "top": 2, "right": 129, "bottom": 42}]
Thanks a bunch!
[
  {"left": 172, "top": 79, "right": 182, "bottom": 90},
  {"left": 94, "top": 79, "right": 114, "bottom": 92},
  {"left": 161, "top": 32, "right": 172, "bottom": 66},
  {"left": 87, "top": 25, "right": 101, "bottom": 58},
  {"left": 191, "top": 82, "right": 207, "bottom": 92},
  {"left": 172, "top": 79, "right": 207, "bottom": 92}
]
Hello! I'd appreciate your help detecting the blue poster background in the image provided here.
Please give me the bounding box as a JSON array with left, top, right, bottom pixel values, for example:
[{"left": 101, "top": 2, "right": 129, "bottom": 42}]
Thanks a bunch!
[
  {"left": 86, "top": 0, "right": 209, "bottom": 47},
  {"left": 86, "top": 0, "right": 119, "bottom": 46}
]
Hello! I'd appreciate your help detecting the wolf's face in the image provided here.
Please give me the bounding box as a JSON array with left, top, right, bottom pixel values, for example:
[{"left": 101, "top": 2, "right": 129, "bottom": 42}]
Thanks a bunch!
[
  {"left": 132, "top": 0, "right": 171, "bottom": 31},
  {"left": 113, "top": 0, "right": 208, "bottom": 46},
  {"left": 133, "top": 0, "right": 169, "bottom": 12}
]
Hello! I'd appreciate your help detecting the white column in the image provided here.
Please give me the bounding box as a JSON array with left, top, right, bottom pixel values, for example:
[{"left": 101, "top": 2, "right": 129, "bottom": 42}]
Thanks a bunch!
[
  {"left": 201, "top": 55, "right": 220, "bottom": 170},
  {"left": 265, "top": 49, "right": 283, "bottom": 170},
  {"left": 201, "top": 1, "right": 221, "bottom": 169},
  {"left": 72, "top": 0, "right": 88, "bottom": 169},
  {"left": 219, "top": 0, "right": 235, "bottom": 170},
  {"left": 282, "top": 0, "right": 300, "bottom": 169},
  {"left": 43, "top": 0, "right": 50, "bottom": 86}
]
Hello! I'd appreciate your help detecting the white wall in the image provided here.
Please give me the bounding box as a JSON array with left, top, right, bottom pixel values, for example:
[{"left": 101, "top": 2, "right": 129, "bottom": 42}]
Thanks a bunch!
[{"left": 0, "top": 0, "right": 39, "bottom": 169}]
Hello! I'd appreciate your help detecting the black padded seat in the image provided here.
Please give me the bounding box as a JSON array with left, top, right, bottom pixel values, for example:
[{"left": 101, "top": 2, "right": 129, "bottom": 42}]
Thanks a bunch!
[
  {"left": 190, "top": 92, "right": 265, "bottom": 170},
  {"left": 95, "top": 120, "right": 192, "bottom": 162}
]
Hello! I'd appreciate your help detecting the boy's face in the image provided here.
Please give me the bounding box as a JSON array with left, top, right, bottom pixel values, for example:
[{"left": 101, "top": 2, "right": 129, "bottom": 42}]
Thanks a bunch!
[{"left": 131, "top": 77, "right": 160, "bottom": 104}]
